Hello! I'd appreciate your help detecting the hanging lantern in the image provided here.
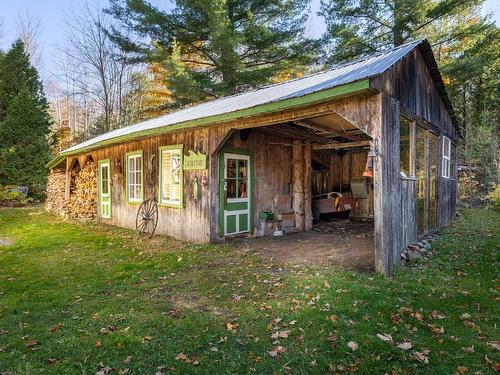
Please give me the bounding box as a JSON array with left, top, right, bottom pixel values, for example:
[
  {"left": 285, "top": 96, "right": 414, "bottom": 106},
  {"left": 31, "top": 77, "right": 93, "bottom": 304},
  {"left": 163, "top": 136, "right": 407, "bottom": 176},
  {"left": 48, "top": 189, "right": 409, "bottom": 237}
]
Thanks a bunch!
[{"left": 363, "top": 149, "right": 375, "bottom": 178}]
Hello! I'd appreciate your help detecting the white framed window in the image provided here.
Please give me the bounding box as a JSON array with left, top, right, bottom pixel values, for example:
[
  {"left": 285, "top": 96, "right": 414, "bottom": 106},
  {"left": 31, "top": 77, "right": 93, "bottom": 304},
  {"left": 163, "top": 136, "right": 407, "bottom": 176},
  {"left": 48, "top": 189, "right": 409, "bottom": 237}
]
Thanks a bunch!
[
  {"left": 126, "top": 151, "right": 143, "bottom": 202},
  {"left": 442, "top": 136, "right": 451, "bottom": 178},
  {"left": 159, "top": 145, "right": 183, "bottom": 207}
]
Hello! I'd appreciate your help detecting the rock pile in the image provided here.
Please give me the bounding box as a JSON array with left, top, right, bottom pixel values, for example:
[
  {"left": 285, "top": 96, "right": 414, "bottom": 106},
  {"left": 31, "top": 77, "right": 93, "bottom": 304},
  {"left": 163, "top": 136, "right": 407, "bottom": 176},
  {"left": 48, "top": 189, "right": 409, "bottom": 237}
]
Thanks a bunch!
[{"left": 401, "top": 236, "right": 436, "bottom": 264}]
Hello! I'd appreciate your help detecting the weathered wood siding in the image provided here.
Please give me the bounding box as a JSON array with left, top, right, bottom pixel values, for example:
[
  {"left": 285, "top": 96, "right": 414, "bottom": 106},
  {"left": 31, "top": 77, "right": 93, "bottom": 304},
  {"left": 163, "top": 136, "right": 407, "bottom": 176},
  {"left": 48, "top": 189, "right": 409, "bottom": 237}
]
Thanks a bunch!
[
  {"left": 373, "top": 46, "right": 457, "bottom": 266},
  {"left": 375, "top": 47, "right": 458, "bottom": 140},
  {"left": 71, "top": 128, "right": 212, "bottom": 243},
  {"left": 400, "top": 179, "right": 418, "bottom": 247}
]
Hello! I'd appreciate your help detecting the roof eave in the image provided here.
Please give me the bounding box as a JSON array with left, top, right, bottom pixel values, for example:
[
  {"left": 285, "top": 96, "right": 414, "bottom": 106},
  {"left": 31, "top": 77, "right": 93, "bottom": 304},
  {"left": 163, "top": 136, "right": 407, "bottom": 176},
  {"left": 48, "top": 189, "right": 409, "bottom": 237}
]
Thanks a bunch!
[{"left": 47, "top": 79, "right": 372, "bottom": 169}]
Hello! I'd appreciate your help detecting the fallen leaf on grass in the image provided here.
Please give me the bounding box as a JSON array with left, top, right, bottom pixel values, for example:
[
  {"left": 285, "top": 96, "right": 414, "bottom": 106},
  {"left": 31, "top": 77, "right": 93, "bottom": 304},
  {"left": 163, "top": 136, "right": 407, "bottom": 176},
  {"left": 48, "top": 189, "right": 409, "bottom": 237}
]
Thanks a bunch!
[
  {"left": 347, "top": 341, "right": 358, "bottom": 351},
  {"left": 429, "top": 310, "right": 446, "bottom": 320},
  {"left": 412, "top": 349, "right": 430, "bottom": 364},
  {"left": 226, "top": 322, "right": 239, "bottom": 331},
  {"left": 376, "top": 333, "right": 393, "bottom": 342},
  {"left": 461, "top": 346, "right": 474, "bottom": 353},
  {"left": 50, "top": 323, "right": 62, "bottom": 332},
  {"left": 271, "top": 331, "right": 290, "bottom": 340},
  {"left": 456, "top": 366, "right": 468, "bottom": 374},
  {"left": 487, "top": 341, "right": 500, "bottom": 351},
  {"left": 95, "top": 340, "right": 102, "bottom": 348},
  {"left": 268, "top": 350, "right": 278, "bottom": 358},
  {"left": 25, "top": 339, "right": 39, "bottom": 348},
  {"left": 429, "top": 324, "right": 444, "bottom": 335},
  {"left": 96, "top": 365, "right": 114, "bottom": 375},
  {"left": 268, "top": 346, "right": 286, "bottom": 358},
  {"left": 122, "top": 356, "right": 132, "bottom": 365},
  {"left": 397, "top": 342, "right": 412, "bottom": 350}
]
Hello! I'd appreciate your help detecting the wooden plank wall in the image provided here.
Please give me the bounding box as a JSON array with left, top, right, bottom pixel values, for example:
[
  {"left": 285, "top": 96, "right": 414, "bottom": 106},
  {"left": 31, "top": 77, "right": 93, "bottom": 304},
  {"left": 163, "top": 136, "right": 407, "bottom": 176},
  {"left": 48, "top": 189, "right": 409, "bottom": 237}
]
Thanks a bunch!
[
  {"left": 76, "top": 128, "right": 212, "bottom": 243},
  {"left": 400, "top": 179, "right": 417, "bottom": 247},
  {"left": 375, "top": 46, "right": 457, "bottom": 246},
  {"left": 438, "top": 178, "right": 457, "bottom": 226},
  {"left": 376, "top": 48, "right": 457, "bottom": 140}
]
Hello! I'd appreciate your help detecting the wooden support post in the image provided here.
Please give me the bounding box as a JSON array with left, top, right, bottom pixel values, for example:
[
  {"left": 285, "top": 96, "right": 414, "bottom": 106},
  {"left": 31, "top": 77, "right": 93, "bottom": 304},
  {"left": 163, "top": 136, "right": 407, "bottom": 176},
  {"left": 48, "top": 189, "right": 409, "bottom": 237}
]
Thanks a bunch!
[
  {"left": 373, "top": 94, "right": 402, "bottom": 275},
  {"left": 304, "top": 141, "right": 313, "bottom": 230},
  {"left": 64, "top": 158, "right": 72, "bottom": 200},
  {"left": 292, "top": 140, "right": 304, "bottom": 231},
  {"left": 328, "top": 153, "right": 336, "bottom": 191}
]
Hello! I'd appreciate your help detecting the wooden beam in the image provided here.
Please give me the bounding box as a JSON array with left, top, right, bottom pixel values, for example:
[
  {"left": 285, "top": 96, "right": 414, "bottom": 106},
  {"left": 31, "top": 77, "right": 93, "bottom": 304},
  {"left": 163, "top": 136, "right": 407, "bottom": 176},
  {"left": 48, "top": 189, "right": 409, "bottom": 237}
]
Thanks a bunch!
[
  {"left": 304, "top": 141, "right": 313, "bottom": 230},
  {"left": 292, "top": 140, "right": 305, "bottom": 231},
  {"left": 313, "top": 140, "right": 371, "bottom": 150},
  {"left": 255, "top": 126, "right": 323, "bottom": 144},
  {"left": 294, "top": 119, "right": 363, "bottom": 141},
  {"left": 273, "top": 124, "right": 329, "bottom": 144}
]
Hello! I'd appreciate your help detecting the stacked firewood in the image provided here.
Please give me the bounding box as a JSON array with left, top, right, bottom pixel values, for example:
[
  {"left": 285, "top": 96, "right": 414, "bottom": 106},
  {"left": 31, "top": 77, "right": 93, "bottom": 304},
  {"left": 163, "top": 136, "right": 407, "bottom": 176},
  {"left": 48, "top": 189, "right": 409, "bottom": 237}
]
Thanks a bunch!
[
  {"left": 66, "top": 162, "right": 97, "bottom": 219},
  {"left": 45, "top": 170, "right": 66, "bottom": 215}
]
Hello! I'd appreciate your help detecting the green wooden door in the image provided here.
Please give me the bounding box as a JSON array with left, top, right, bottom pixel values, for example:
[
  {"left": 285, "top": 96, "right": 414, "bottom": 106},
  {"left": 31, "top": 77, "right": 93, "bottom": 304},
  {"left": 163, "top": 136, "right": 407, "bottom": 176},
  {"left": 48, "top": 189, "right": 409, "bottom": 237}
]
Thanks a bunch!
[
  {"left": 220, "top": 152, "right": 251, "bottom": 236},
  {"left": 98, "top": 160, "right": 111, "bottom": 219}
]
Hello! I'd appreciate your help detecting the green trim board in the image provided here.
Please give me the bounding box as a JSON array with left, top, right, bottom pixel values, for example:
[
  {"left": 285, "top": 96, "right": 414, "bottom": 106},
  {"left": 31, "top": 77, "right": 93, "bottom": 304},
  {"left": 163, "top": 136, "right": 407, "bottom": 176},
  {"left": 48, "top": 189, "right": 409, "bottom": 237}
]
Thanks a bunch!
[
  {"left": 125, "top": 150, "right": 144, "bottom": 204},
  {"left": 219, "top": 148, "right": 254, "bottom": 237},
  {"left": 47, "top": 80, "right": 371, "bottom": 168},
  {"left": 158, "top": 145, "right": 184, "bottom": 208},
  {"left": 98, "top": 159, "right": 112, "bottom": 219}
]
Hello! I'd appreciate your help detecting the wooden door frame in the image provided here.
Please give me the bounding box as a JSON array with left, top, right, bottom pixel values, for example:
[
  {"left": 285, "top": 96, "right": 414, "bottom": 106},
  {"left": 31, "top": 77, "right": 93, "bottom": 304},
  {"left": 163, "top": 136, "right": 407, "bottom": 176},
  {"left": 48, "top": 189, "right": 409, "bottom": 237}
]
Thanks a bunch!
[
  {"left": 219, "top": 148, "right": 254, "bottom": 237},
  {"left": 98, "top": 159, "right": 112, "bottom": 219}
]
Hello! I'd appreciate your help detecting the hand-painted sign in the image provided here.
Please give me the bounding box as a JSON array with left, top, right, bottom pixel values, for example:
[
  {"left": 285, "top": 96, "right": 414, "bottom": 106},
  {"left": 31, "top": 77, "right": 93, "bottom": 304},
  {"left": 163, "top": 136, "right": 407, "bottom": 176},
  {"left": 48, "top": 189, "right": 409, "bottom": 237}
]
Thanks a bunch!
[{"left": 184, "top": 150, "right": 207, "bottom": 170}]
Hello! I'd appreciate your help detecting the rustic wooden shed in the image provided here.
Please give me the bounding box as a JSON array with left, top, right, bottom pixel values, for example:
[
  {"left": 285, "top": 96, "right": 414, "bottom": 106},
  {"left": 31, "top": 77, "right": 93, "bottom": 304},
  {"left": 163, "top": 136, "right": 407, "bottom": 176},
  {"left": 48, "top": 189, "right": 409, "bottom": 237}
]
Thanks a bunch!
[{"left": 47, "top": 39, "right": 458, "bottom": 274}]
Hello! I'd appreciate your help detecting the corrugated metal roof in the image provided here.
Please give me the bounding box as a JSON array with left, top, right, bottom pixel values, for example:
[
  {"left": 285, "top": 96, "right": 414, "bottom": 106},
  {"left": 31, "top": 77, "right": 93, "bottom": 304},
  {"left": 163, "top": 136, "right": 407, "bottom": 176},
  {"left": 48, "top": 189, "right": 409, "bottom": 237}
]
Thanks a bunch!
[{"left": 61, "top": 40, "right": 423, "bottom": 156}]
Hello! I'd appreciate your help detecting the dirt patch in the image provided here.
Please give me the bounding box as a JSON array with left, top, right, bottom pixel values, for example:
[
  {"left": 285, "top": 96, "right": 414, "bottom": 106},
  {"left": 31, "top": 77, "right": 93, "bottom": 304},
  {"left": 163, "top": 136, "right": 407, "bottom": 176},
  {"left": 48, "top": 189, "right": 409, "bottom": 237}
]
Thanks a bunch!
[
  {"left": 0, "top": 238, "right": 13, "bottom": 247},
  {"left": 236, "top": 220, "right": 374, "bottom": 271}
]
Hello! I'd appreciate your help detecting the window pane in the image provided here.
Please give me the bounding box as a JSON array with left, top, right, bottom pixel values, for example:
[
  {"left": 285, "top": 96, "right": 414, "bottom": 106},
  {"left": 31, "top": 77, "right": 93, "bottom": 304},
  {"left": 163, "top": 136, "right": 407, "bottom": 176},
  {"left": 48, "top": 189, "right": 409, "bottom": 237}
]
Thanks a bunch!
[
  {"left": 451, "top": 144, "right": 456, "bottom": 178},
  {"left": 444, "top": 138, "right": 450, "bottom": 156},
  {"left": 238, "top": 160, "right": 247, "bottom": 179},
  {"left": 416, "top": 127, "right": 426, "bottom": 235},
  {"left": 227, "top": 179, "right": 237, "bottom": 198},
  {"left": 238, "top": 179, "right": 247, "bottom": 198},
  {"left": 128, "top": 155, "right": 142, "bottom": 200},
  {"left": 428, "top": 133, "right": 438, "bottom": 230},
  {"left": 400, "top": 117, "right": 412, "bottom": 176},
  {"left": 227, "top": 159, "right": 237, "bottom": 178}
]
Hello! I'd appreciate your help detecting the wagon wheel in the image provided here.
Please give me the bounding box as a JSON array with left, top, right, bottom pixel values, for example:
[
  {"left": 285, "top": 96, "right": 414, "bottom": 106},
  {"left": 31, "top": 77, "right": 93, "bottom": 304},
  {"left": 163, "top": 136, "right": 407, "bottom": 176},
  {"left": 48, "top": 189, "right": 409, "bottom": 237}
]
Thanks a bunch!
[{"left": 136, "top": 198, "right": 158, "bottom": 238}]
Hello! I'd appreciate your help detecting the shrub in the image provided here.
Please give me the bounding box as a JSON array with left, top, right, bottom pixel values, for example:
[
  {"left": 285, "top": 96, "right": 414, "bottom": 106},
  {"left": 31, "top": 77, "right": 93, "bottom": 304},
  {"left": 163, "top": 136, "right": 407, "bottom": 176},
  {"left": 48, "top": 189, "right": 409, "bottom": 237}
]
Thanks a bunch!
[
  {"left": 0, "top": 185, "right": 33, "bottom": 207},
  {"left": 486, "top": 185, "right": 500, "bottom": 210}
]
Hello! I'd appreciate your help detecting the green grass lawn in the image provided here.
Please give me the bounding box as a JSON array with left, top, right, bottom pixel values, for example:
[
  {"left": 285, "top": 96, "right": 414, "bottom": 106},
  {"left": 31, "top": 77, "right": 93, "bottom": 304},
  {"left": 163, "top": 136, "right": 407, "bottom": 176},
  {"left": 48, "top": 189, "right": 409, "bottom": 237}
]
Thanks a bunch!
[{"left": 0, "top": 207, "right": 498, "bottom": 374}]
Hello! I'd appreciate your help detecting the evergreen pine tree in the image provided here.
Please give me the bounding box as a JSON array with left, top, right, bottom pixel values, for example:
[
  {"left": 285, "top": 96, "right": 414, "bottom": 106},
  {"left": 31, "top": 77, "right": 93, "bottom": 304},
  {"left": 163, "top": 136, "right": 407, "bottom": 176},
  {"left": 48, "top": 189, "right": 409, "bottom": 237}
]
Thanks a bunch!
[
  {"left": 0, "top": 86, "right": 51, "bottom": 197},
  {"left": 0, "top": 40, "right": 48, "bottom": 121},
  {"left": 320, "top": 0, "right": 487, "bottom": 64},
  {"left": 107, "top": 0, "right": 319, "bottom": 104},
  {"left": 0, "top": 40, "right": 51, "bottom": 198}
]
